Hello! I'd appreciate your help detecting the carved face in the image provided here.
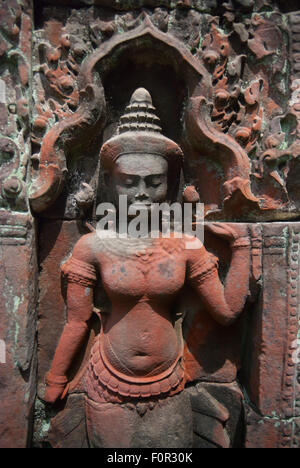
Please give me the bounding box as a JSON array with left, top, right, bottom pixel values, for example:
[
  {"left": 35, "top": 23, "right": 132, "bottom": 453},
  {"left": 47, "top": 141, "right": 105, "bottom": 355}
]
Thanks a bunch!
[{"left": 111, "top": 153, "right": 168, "bottom": 210}]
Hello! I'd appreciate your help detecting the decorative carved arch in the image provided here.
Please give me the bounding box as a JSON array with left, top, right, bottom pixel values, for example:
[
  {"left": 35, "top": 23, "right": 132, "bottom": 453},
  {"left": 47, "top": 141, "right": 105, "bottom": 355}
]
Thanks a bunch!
[
  {"left": 185, "top": 97, "right": 260, "bottom": 213},
  {"left": 79, "top": 14, "right": 208, "bottom": 92},
  {"left": 29, "top": 14, "right": 258, "bottom": 213},
  {"left": 29, "top": 81, "right": 106, "bottom": 213}
]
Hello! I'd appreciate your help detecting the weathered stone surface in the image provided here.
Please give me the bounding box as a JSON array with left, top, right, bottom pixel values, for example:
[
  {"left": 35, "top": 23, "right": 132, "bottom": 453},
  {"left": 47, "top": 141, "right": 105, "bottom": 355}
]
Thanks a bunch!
[
  {"left": 31, "top": 0, "right": 300, "bottom": 448},
  {"left": 0, "top": 0, "right": 37, "bottom": 449},
  {"left": 0, "top": 213, "right": 38, "bottom": 448},
  {"left": 0, "top": 0, "right": 32, "bottom": 212},
  {"left": 46, "top": 394, "right": 88, "bottom": 448},
  {"left": 187, "top": 382, "right": 244, "bottom": 448},
  {"left": 243, "top": 224, "right": 289, "bottom": 417},
  {"left": 30, "top": 2, "right": 296, "bottom": 220},
  {"left": 1, "top": 0, "right": 300, "bottom": 449},
  {"left": 245, "top": 406, "right": 285, "bottom": 449},
  {"left": 241, "top": 223, "right": 300, "bottom": 447},
  {"left": 85, "top": 391, "right": 193, "bottom": 448},
  {"left": 38, "top": 88, "right": 252, "bottom": 448},
  {"left": 35, "top": 0, "right": 300, "bottom": 13},
  {"left": 38, "top": 219, "right": 91, "bottom": 383}
]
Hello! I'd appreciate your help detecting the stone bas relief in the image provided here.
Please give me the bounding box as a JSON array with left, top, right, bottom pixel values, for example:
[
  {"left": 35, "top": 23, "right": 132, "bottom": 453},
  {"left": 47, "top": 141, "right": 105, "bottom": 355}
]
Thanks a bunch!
[
  {"left": 1, "top": 0, "right": 300, "bottom": 449},
  {"left": 42, "top": 89, "right": 251, "bottom": 448},
  {"left": 29, "top": 0, "right": 300, "bottom": 220}
]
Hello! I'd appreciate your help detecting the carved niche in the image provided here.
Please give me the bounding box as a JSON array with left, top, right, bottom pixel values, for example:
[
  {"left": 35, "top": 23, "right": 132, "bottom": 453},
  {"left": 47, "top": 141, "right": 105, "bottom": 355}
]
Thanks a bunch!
[
  {"left": 29, "top": 2, "right": 300, "bottom": 220},
  {"left": 24, "top": 0, "right": 300, "bottom": 449}
]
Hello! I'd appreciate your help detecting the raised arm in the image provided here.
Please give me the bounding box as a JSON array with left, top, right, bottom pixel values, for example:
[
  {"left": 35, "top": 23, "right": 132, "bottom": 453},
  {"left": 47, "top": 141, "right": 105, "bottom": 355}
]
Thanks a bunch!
[
  {"left": 187, "top": 224, "right": 250, "bottom": 326},
  {"left": 44, "top": 234, "right": 97, "bottom": 403}
]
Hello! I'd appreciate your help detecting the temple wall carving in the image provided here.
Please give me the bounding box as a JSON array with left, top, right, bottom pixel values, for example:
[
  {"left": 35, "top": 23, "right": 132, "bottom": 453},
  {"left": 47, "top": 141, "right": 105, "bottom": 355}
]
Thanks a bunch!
[{"left": 1, "top": 0, "right": 300, "bottom": 448}]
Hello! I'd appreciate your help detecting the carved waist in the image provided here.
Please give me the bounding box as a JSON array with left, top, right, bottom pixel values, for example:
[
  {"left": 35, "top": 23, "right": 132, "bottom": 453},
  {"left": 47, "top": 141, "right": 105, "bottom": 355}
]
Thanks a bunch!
[{"left": 85, "top": 336, "right": 185, "bottom": 401}]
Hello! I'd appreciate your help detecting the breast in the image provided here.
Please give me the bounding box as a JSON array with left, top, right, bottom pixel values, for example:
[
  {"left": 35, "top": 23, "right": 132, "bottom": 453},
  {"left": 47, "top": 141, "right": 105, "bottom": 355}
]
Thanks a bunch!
[
  {"left": 94, "top": 249, "right": 186, "bottom": 377},
  {"left": 98, "top": 252, "right": 187, "bottom": 303}
]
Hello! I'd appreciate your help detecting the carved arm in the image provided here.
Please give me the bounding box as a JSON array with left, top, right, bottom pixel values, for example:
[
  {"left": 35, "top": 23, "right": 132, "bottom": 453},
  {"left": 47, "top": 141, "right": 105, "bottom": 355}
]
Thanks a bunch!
[
  {"left": 44, "top": 234, "right": 97, "bottom": 403},
  {"left": 44, "top": 282, "right": 94, "bottom": 403},
  {"left": 223, "top": 235, "right": 251, "bottom": 321},
  {"left": 188, "top": 224, "right": 250, "bottom": 326}
]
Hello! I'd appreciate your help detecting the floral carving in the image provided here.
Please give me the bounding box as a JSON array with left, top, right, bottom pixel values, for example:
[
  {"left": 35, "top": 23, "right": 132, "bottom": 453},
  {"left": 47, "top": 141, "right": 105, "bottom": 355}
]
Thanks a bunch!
[{"left": 28, "top": 3, "right": 300, "bottom": 218}]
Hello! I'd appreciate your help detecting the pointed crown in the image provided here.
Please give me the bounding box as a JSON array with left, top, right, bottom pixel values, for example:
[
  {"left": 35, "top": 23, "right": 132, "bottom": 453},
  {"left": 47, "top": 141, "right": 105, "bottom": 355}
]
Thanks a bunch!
[
  {"left": 100, "top": 88, "right": 183, "bottom": 176},
  {"left": 118, "top": 87, "right": 162, "bottom": 134}
]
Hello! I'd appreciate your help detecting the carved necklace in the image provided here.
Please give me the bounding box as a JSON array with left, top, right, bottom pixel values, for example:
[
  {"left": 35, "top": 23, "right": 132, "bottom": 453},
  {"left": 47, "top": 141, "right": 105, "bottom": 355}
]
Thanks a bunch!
[{"left": 95, "top": 234, "right": 185, "bottom": 275}]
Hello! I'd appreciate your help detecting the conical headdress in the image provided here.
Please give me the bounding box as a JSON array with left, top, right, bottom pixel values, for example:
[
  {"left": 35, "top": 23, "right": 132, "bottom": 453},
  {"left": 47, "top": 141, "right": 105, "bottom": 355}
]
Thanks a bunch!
[{"left": 100, "top": 88, "right": 183, "bottom": 180}]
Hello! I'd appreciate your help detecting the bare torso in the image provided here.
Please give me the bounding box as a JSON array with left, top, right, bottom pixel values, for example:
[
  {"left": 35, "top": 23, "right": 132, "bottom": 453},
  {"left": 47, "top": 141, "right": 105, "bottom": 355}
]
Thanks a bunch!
[{"left": 93, "top": 236, "right": 187, "bottom": 376}]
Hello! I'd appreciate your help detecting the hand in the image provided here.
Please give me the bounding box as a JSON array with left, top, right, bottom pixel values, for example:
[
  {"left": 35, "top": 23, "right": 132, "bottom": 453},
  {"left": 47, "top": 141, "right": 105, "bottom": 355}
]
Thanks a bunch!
[
  {"left": 206, "top": 223, "right": 238, "bottom": 242},
  {"left": 205, "top": 223, "right": 249, "bottom": 246},
  {"left": 44, "top": 384, "right": 66, "bottom": 404}
]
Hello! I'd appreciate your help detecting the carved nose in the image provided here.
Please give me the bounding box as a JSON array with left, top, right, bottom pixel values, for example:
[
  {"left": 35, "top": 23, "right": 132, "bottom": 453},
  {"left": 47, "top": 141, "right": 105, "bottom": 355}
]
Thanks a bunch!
[
  {"left": 203, "top": 51, "right": 218, "bottom": 66},
  {"left": 135, "top": 181, "right": 149, "bottom": 201}
]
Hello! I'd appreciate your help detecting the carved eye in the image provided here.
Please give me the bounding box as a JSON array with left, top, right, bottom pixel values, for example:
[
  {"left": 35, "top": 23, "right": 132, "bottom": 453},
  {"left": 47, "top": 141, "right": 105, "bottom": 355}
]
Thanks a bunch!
[
  {"left": 150, "top": 181, "right": 162, "bottom": 188},
  {"left": 122, "top": 177, "right": 135, "bottom": 187},
  {"left": 146, "top": 176, "right": 164, "bottom": 188}
]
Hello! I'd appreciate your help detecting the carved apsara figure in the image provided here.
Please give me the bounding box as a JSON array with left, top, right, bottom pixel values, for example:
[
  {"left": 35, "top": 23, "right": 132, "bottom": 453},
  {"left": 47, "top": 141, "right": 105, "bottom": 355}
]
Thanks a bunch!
[{"left": 44, "top": 89, "right": 250, "bottom": 448}]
